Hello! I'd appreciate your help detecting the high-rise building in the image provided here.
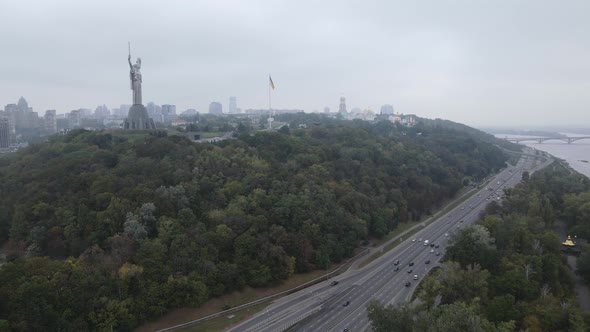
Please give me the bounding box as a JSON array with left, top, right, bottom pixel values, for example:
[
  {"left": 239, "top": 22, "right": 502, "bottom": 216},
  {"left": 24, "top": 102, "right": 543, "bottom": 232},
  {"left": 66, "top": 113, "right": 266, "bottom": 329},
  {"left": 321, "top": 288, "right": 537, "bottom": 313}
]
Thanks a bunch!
[
  {"left": 17, "top": 96, "right": 31, "bottom": 112},
  {"left": 161, "top": 104, "right": 176, "bottom": 116},
  {"left": 380, "top": 104, "right": 394, "bottom": 115},
  {"left": 4, "top": 104, "right": 17, "bottom": 113},
  {"left": 78, "top": 108, "right": 92, "bottom": 118},
  {"left": 209, "top": 102, "right": 223, "bottom": 115},
  {"left": 46, "top": 110, "right": 57, "bottom": 131},
  {"left": 4, "top": 105, "right": 17, "bottom": 134},
  {"left": 159, "top": 104, "right": 177, "bottom": 123},
  {"left": 229, "top": 96, "right": 237, "bottom": 113},
  {"left": 8, "top": 97, "right": 38, "bottom": 130},
  {"left": 114, "top": 105, "right": 131, "bottom": 118},
  {"left": 0, "top": 116, "right": 9, "bottom": 148},
  {"left": 338, "top": 97, "right": 347, "bottom": 114},
  {"left": 44, "top": 110, "right": 57, "bottom": 134},
  {"left": 68, "top": 110, "right": 81, "bottom": 128},
  {"left": 146, "top": 102, "right": 162, "bottom": 118},
  {"left": 94, "top": 105, "right": 110, "bottom": 119}
]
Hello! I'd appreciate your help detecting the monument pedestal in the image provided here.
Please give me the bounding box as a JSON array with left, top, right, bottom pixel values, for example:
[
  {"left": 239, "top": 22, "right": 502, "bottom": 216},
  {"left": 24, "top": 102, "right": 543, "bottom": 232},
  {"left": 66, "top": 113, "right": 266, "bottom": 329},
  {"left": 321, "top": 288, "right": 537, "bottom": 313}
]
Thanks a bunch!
[{"left": 124, "top": 104, "right": 155, "bottom": 129}]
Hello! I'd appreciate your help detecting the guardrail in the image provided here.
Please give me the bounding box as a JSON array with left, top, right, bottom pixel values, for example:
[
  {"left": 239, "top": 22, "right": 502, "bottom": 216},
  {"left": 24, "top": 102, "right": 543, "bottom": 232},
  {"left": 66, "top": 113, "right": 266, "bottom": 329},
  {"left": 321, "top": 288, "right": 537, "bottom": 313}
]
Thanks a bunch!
[{"left": 156, "top": 248, "right": 369, "bottom": 331}]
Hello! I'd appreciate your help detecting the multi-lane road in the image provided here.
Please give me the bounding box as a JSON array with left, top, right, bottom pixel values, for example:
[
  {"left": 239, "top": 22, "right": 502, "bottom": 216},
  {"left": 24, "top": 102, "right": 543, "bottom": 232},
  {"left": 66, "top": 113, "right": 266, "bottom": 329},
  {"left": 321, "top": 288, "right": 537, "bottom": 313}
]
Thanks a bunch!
[{"left": 229, "top": 149, "right": 550, "bottom": 332}]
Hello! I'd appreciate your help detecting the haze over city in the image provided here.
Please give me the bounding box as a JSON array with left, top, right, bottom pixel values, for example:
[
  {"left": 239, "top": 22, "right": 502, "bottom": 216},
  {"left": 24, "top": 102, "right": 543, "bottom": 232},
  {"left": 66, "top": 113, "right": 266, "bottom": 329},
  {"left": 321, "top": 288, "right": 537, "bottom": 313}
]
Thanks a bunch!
[{"left": 1, "top": 0, "right": 589, "bottom": 127}]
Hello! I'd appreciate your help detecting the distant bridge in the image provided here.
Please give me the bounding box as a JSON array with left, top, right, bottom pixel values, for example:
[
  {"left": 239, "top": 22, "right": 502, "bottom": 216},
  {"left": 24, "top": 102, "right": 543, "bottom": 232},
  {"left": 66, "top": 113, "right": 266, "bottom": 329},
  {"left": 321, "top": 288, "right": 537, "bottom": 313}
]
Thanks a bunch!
[{"left": 502, "top": 136, "right": 590, "bottom": 144}]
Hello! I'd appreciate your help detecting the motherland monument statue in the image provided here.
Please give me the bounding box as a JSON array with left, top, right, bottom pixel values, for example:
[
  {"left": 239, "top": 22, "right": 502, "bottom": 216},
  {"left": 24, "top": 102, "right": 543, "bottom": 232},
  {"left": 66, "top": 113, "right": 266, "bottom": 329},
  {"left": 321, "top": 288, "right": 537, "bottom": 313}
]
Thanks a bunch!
[{"left": 124, "top": 42, "right": 156, "bottom": 130}]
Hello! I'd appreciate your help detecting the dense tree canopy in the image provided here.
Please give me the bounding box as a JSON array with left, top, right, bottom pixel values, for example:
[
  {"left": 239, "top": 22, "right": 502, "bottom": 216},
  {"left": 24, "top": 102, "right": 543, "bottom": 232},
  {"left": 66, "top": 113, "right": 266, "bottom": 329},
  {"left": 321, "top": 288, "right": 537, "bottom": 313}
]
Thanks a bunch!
[{"left": 0, "top": 116, "right": 510, "bottom": 330}]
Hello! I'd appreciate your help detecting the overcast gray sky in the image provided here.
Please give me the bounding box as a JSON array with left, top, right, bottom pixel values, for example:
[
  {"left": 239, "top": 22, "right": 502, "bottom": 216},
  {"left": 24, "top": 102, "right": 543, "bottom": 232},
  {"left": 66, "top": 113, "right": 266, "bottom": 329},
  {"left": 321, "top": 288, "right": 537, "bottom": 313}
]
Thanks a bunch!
[{"left": 1, "top": 0, "right": 589, "bottom": 127}]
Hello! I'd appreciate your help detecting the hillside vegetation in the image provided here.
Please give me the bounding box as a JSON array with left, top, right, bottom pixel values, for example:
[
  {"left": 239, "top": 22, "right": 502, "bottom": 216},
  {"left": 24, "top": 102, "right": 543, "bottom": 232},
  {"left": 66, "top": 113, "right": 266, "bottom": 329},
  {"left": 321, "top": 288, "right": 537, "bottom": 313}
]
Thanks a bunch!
[{"left": 0, "top": 117, "right": 508, "bottom": 330}]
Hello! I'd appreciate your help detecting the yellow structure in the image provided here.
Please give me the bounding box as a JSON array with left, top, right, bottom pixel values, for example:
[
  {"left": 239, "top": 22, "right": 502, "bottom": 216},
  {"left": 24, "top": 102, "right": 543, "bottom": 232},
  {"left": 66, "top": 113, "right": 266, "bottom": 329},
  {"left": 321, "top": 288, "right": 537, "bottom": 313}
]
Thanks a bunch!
[{"left": 562, "top": 235, "right": 576, "bottom": 247}]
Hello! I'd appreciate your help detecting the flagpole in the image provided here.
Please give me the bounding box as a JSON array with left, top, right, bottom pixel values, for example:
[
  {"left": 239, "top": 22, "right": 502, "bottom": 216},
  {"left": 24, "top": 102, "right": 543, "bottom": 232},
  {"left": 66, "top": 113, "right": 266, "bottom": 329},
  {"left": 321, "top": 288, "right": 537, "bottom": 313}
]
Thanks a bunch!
[{"left": 268, "top": 74, "right": 271, "bottom": 113}]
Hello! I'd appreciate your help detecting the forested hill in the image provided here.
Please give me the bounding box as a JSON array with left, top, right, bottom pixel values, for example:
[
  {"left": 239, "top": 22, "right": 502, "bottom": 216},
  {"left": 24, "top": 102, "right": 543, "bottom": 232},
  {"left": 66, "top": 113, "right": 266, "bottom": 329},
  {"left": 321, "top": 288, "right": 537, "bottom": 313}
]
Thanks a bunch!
[{"left": 0, "top": 118, "right": 507, "bottom": 330}]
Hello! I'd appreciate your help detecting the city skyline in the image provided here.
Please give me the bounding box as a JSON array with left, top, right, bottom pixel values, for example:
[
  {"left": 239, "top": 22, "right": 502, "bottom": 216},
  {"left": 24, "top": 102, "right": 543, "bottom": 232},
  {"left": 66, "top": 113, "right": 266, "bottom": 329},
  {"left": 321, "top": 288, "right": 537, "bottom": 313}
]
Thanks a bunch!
[{"left": 1, "top": 1, "right": 589, "bottom": 128}]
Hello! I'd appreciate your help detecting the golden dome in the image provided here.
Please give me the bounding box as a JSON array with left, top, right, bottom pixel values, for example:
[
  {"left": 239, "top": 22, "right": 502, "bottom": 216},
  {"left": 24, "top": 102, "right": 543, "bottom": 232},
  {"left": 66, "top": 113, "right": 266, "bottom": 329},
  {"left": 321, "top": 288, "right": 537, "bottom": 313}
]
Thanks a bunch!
[{"left": 562, "top": 235, "right": 576, "bottom": 247}]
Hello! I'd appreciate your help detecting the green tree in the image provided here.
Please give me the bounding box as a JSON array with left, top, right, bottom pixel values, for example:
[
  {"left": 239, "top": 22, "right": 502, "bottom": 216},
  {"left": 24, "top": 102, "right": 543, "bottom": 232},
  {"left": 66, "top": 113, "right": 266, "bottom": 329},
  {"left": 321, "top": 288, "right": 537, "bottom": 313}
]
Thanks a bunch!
[
  {"left": 417, "top": 275, "right": 442, "bottom": 310},
  {"left": 438, "top": 262, "right": 490, "bottom": 304},
  {"left": 367, "top": 301, "right": 416, "bottom": 332},
  {"left": 576, "top": 246, "right": 590, "bottom": 284}
]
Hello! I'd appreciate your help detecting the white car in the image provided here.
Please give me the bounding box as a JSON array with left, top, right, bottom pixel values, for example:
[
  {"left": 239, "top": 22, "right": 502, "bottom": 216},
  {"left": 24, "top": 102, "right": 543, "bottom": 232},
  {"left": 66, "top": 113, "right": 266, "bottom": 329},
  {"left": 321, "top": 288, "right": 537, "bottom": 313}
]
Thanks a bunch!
[
  {"left": 444, "top": 233, "right": 449, "bottom": 237},
  {"left": 430, "top": 249, "right": 435, "bottom": 253},
  {"left": 413, "top": 274, "right": 418, "bottom": 280}
]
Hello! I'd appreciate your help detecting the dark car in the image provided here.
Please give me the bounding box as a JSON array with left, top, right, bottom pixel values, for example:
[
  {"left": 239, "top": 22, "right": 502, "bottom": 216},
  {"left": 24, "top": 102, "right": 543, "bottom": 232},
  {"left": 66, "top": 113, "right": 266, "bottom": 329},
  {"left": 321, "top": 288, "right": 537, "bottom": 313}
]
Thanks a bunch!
[
  {"left": 407, "top": 269, "right": 413, "bottom": 273},
  {"left": 430, "top": 243, "right": 435, "bottom": 247},
  {"left": 409, "top": 262, "right": 414, "bottom": 266},
  {"left": 343, "top": 301, "right": 350, "bottom": 307},
  {"left": 435, "top": 244, "right": 440, "bottom": 248},
  {"left": 331, "top": 280, "right": 339, "bottom": 286},
  {"left": 394, "top": 260, "right": 400, "bottom": 265},
  {"left": 425, "top": 260, "right": 430, "bottom": 264},
  {"left": 405, "top": 281, "right": 411, "bottom": 287},
  {"left": 436, "top": 252, "right": 441, "bottom": 256},
  {"left": 394, "top": 266, "right": 400, "bottom": 271}
]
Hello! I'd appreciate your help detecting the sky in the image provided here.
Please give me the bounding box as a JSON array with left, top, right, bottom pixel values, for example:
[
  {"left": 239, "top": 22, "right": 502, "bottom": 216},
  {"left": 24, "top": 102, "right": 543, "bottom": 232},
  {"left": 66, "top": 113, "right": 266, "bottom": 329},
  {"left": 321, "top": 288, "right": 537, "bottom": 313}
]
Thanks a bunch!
[{"left": 1, "top": 0, "right": 589, "bottom": 128}]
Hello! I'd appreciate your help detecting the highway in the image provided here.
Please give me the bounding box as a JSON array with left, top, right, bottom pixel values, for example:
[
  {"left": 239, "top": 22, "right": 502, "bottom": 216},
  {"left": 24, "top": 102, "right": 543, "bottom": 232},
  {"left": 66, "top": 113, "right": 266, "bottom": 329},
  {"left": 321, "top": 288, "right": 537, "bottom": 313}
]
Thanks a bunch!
[{"left": 228, "top": 148, "right": 550, "bottom": 332}]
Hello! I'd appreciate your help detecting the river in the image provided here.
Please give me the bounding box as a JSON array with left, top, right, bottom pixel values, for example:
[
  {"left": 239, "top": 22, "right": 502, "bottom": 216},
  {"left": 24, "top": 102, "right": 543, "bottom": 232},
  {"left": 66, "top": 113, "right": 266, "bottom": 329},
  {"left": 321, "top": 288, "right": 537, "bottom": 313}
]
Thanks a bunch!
[{"left": 495, "top": 133, "right": 590, "bottom": 178}]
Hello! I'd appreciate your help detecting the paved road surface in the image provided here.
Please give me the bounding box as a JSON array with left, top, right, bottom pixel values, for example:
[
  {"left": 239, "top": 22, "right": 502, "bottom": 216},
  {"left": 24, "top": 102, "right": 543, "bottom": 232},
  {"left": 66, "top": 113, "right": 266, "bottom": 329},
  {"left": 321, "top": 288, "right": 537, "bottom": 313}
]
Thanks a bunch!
[{"left": 228, "top": 149, "right": 550, "bottom": 332}]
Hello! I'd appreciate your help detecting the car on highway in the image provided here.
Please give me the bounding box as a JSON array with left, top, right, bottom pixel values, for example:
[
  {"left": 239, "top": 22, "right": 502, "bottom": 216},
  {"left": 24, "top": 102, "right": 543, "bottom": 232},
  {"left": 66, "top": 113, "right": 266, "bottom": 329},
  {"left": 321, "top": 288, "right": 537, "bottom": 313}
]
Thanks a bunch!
[
  {"left": 435, "top": 244, "right": 440, "bottom": 248},
  {"left": 430, "top": 243, "right": 435, "bottom": 247},
  {"left": 407, "top": 269, "right": 413, "bottom": 273},
  {"left": 409, "top": 262, "right": 414, "bottom": 266},
  {"left": 330, "top": 280, "right": 339, "bottom": 286},
  {"left": 430, "top": 249, "right": 435, "bottom": 253},
  {"left": 412, "top": 238, "right": 416, "bottom": 242},
  {"left": 343, "top": 301, "right": 350, "bottom": 307},
  {"left": 405, "top": 281, "right": 411, "bottom": 287},
  {"left": 436, "top": 252, "right": 441, "bottom": 256},
  {"left": 394, "top": 260, "right": 400, "bottom": 265},
  {"left": 445, "top": 233, "right": 449, "bottom": 237},
  {"left": 413, "top": 274, "right": 418, "bottom": 280},
  {"left": 461, "top": 207, "right": 465, "bottom": 210},
  {"left": 418, "top": 238, "right": 423, "bottom": 242},
  {"left": 343, "top": 329, "right": 348, "bottom": 332},
  {"left": 425, "top": 260, "right": 430, "bottom": 264},
  {"left": 394, "top": 266, "right": 400, "bottom": 271}
]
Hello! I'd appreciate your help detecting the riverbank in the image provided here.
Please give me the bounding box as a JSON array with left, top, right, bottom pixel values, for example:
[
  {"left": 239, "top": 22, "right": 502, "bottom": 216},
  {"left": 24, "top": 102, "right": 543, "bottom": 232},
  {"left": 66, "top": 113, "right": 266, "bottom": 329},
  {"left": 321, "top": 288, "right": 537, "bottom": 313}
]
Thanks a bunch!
[{"left": 494, "top": 133, "right": 590, "bottom": 178}]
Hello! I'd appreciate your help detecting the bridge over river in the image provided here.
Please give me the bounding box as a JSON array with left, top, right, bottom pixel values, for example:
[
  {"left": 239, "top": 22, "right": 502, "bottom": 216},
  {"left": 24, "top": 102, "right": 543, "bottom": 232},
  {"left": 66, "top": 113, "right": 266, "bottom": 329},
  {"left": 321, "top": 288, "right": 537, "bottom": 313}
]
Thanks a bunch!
[{"left": 502, "top": 136, "right": 590, "bottom": 144}]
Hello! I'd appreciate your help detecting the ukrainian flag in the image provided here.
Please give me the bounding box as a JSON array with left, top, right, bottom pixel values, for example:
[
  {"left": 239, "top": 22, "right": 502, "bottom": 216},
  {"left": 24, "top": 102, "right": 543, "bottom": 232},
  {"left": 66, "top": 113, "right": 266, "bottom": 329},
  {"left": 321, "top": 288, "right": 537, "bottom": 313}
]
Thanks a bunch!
[{"left": 269, "top": 75, "right": 275, "bottom": 90}]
